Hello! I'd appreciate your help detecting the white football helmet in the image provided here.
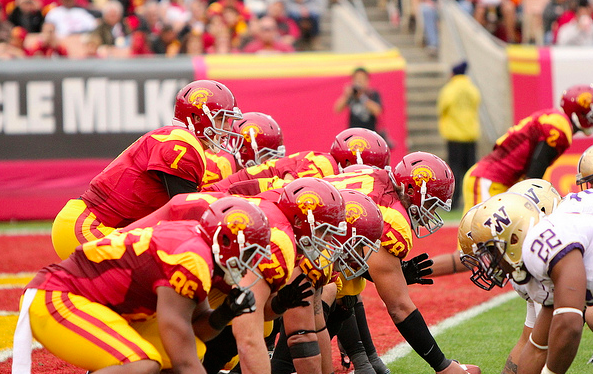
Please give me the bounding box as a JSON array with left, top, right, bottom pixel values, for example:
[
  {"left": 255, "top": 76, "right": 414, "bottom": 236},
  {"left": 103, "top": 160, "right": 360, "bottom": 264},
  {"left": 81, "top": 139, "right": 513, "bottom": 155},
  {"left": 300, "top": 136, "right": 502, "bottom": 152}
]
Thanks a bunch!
[
  {"left": 470, "top": 192, "right": 542, "bottom": 286},
  {"left": 458, "top": 204, "right": 497, "bottom": 291},
  {"left": 507, "top": 179, "right": 561, "bottom": 215},
  {"left": 577, "top": 145, "right": 593, "bottom": 190}
]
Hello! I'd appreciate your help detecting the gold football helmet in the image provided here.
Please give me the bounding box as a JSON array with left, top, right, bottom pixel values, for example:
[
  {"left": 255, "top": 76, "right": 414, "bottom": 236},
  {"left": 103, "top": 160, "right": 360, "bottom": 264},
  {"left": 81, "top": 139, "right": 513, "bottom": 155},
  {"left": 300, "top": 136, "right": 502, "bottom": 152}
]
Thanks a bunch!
[
  {"left": 471, "top": 192, "right": 542, "bottom": 286},
  {"left": 507, "top": 179, "right": 561, "bottom": 215},
  {"left": 577, "top": 145, "right": 593, "bottom": 190},
  {"left": 458, "top": 204, "right": 496, "bottom": 290}
]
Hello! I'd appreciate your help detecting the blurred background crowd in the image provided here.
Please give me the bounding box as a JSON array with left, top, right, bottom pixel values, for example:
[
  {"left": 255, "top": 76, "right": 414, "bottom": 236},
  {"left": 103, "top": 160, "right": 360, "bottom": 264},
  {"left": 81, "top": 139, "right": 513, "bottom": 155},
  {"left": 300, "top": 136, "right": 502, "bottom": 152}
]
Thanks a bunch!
[{"left": 0, "top": 0, "right": 328, "bottom": 58}]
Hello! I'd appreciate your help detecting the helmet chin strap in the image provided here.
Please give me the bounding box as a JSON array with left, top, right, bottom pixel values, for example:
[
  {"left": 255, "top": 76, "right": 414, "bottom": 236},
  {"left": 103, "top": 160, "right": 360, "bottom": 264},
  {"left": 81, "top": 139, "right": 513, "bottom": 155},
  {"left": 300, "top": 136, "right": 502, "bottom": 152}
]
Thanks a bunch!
[
  {"left": 355, "top": 150, "right": 363, "bottom": 165},
  {"left": 185, "top": 116, "right": 196, "bottom": 135}
]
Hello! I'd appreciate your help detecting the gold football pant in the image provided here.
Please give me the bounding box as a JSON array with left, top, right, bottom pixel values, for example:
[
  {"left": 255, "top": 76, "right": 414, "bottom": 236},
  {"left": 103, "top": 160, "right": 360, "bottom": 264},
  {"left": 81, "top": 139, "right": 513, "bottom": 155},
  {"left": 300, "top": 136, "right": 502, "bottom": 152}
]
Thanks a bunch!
[{"left": 51, "top": 199, "right": 116, "bottom": 260}]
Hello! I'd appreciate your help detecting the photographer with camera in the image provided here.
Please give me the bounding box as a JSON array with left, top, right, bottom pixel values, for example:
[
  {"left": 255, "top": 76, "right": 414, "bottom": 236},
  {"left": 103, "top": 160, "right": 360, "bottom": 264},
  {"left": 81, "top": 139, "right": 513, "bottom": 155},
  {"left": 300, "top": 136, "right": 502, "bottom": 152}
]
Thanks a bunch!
[{"left": 334, "top": 66, "right": 383, "bottom": 132}]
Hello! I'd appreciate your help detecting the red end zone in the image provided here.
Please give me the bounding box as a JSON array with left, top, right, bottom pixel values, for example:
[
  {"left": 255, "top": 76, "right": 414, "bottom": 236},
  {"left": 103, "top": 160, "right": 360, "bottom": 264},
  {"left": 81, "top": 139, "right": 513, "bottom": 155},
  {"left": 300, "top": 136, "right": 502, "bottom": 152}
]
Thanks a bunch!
[{"left": 0, "top": 226, "right": 508, "bottom": 374}]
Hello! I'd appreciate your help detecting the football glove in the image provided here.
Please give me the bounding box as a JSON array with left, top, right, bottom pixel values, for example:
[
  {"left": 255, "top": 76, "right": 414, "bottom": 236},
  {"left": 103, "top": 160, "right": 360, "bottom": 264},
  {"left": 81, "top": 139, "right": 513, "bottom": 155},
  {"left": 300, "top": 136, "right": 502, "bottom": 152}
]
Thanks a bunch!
[
  {"left": 209, "top": 288, "right": 256, "bottom": 330},
  {"left": 270, "top": 273, "right": 313, "bottom": 314},
  {"left": 401, "top": 253, "right": 434, "bottom": 285}
]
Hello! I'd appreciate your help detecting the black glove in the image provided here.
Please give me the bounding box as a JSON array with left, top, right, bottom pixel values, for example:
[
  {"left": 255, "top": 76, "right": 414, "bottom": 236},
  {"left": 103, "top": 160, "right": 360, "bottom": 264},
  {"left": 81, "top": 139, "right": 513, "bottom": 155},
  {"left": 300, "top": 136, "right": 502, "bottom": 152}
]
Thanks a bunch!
[
  {"left": 270, "top": 273, "right": 314, "bottom": 314},
  {"left": 401, "top": 253, "right": 434, "bottom": 285},
  {"left": 209, "top": 288, "right": 256, "bottom": 330}
]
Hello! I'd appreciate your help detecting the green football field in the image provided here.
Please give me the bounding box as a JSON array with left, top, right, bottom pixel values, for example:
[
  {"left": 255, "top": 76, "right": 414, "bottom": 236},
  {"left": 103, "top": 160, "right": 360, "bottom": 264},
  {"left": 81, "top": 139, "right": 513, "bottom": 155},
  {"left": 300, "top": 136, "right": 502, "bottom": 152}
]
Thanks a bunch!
[{"left": 386, "top": 294, "right": 593, "bottom": 373}]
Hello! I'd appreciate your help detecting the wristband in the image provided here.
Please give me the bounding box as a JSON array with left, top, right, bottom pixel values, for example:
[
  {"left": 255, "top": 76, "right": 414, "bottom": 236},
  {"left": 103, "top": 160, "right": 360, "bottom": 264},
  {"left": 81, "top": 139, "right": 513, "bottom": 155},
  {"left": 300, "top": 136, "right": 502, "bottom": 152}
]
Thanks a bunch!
[
  {"left": 553, "top": 307, "right": 583, "bottom": 317},
  {"left": 541, "top": 364, "right": 557, "bottom": 374},
  {"left": 528, "top": 333, "right": 548, "bottom": 350}
]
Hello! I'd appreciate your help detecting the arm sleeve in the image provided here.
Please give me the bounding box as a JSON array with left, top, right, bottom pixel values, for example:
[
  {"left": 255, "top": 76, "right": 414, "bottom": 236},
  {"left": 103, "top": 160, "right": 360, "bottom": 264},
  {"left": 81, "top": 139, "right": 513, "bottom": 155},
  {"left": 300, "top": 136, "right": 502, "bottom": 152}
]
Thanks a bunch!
[
  {"left": 525, "top": 141, "right": 558, "bottom": 179},
  {"left": 158, "top": 171, "right": 199, "bottom": 198}
]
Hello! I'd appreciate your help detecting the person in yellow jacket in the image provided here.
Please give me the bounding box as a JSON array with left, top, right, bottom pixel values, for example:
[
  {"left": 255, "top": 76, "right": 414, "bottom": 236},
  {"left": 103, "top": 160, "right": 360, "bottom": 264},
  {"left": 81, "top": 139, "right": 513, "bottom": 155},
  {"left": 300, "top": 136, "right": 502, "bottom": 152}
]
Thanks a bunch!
[{"left": 437, "top": 60, "right": 481, "bottom": 210}]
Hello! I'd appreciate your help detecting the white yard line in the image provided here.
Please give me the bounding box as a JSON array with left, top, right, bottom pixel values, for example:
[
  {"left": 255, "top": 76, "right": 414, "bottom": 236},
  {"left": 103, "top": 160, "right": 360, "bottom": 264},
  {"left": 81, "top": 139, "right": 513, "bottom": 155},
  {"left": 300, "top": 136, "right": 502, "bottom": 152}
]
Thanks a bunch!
[{"left": 379, "top": 291, "right": 518, "bottom": 365}]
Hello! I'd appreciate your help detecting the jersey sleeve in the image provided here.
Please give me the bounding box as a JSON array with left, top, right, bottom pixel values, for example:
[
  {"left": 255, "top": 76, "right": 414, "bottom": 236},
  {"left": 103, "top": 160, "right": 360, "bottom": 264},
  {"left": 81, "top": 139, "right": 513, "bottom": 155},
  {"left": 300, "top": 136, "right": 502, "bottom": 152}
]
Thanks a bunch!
[
  {"left": 147, "top": 128, "right": 207, "bottom": 186},
  {"left": 155, "top": 239, "right": 213, "bottom": 303},
  {"left": 536, "top": 111, "right": 573, "bottom": 156},
  {"left": 257, "top": 226, "right": 297, "bottom": 293},
  {"left": 201, "top": 150, "right": 238, "bottom": 188},
  {"left": 378, "top": 205, "right": 413, "bottom": 259}
]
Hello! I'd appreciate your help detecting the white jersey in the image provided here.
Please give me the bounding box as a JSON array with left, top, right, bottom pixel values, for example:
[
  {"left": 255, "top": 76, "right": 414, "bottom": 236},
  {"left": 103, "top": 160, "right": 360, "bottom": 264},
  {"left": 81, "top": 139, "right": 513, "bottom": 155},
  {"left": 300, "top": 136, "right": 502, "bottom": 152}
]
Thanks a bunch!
[
  {"left": 522, "top": 211, "right": 593, "bottom": 306},
  {"left": 556, "top": 189, "right": 593, "bottom": 214}
]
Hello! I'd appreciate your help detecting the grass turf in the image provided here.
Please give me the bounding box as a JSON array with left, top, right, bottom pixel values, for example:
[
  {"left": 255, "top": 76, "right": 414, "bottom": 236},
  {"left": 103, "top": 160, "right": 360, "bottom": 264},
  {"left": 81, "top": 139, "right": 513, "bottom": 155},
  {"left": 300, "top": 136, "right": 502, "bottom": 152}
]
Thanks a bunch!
[{"left": 386, "top": 295, "right": 593, "bottom": 373}]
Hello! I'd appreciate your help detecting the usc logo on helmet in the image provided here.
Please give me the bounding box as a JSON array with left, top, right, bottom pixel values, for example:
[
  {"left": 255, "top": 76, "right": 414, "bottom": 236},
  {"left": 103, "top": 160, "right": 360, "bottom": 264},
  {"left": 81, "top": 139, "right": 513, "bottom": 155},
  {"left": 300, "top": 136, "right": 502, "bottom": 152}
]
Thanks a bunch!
[
  {"left": 411, "top": 165, "right": 436, "bottom": 187},
  {"left": 577, "top": 92, "right": 593, "bottom": 109},
  {"left": 296, "top": 192, "right": 324, "bottom": 214},
  {"left": 224, "top": 210, "right": 253, "bottom": 235},
  {"left": 240, "top": 124, "right": 263, "bottom": 142},
  {"left": 347, "top": 137, "right": 371, "bottom": 155},
  {"left": 345, "top": 201, "right": 367, "bottom": 224},
  {"left": 188, "top": 88, "right": 213, "bottom": 110}
]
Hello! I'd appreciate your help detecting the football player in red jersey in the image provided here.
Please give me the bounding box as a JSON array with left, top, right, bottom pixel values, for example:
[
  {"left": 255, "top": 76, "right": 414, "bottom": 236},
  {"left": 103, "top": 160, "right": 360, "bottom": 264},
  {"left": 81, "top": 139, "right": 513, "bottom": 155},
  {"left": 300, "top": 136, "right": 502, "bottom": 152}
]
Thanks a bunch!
[
  {"left": 51, "top": 80, "right": 243, "bottom": 260},
  {"left": 318, "top": 152, "right": 478, "bottom": 374},
  {"left": 12, "top": 197, "right": 271, "bottom": 374},
  {"left": 203, "top": 127, "right": 391, "bottom": 194},
  {"left": 120, "top": 190, "right": 301, "bottom": 374},
  {"left": 201, "top": 111, "right": 286, "bottom": 189},
  {"left": 431, "top": 83, "right": 593, "bottom": 278}
]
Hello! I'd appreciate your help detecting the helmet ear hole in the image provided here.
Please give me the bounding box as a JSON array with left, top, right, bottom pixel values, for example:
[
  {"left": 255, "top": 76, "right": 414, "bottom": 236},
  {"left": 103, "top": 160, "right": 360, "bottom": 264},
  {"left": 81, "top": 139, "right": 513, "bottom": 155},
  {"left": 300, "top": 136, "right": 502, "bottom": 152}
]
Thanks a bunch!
[
  {"left": 222, "top": 234, "right": 231, "bottom": 247},
  {"left": 510, "top": 233, "right": 519, "bottom": 245}
]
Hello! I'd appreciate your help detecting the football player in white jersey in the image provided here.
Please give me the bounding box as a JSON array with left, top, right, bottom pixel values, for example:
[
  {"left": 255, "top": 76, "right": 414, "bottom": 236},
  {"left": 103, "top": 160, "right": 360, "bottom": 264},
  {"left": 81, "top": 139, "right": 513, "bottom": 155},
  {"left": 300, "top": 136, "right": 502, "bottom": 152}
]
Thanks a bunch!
[
  {"left": 459, "top": 180, "right": 560, "bottom": 374},
  {"left": 471, "top": 191, "right": 593, "bottom": 374}
]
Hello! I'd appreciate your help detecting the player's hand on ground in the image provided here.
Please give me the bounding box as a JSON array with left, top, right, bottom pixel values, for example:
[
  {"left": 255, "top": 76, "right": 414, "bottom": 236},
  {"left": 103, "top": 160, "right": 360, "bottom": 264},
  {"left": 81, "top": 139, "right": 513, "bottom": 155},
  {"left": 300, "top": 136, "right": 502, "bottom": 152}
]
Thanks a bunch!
[
  {"left": 271, "top": 273, "right": 313, "bottom": 314},
  {"left": 401, "top": 253, "right": 434, "bottom": 285}
]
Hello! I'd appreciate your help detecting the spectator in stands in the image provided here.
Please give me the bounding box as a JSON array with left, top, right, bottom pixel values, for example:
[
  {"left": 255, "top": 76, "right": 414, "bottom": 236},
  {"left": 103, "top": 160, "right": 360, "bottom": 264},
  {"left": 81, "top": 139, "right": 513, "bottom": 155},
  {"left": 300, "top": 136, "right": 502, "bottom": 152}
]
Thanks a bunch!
[
  {"left": 129, "top": 29, "right": 153, "bottom": 55},
  {"left": 44, "top": 0, "right": 98, "bottom": 38},
  {"left": 420, "top": 0, "right": 439, "bottom": 57},
  {"left": 221, "top": 4, "right": 249, "bottom": 48},
  {"left": 7, "top": 0, "right": 43, "bottom": 33},
  {"left": 265, "top": 0, "right": 301, "bottom": 46},
  {"left": 551, "top": 0, "right": 579, "bottom": 42},
  {"left": 138, "top": 0, "right": 164, "bottom": 37},
  {"left": 79, "top": 31, "right": 102, "bottom": 57},
  {"left": 521, "top": 0, "right": 547, "bottom": 44},
  {"left": 556, "top": 0, "right": 593, "bottom": 45},
  {"left": 163, "top": 0, "right": 190, "bottom": 33},
  {"left": 150, "top": 23, "right": 180, "bottom": 55},
  {"left": 92, "top": 0, "right": 130, "bottom": 47},
  {"left": 242, "top": 15, "right": 295, "bottom": 52},
  {"left": 542, "top": 0, "right": 571, "bottom": 44},
  {"left": 474, "top": 0, "right": 519, "bottom": 42},
  {"left": 284, "top": 0, "right": 326, "bottom": 49},
  {"left": 177, "top": 0, "right": 207, "bottom": 39},
  {"left": 179, "top": 28, "right": 203, "bottom": 54},
  {"left": 333, "top": 66, "right": 383, "bottom": 132},
  {"left": 0, "top": 25, "right": 31, "bottom": 58},
  {"left": 29, "top": 21, "right": 69, "bottom": 56},
  {"left": 437, "top": 61, "right": 481, "bottom": 210},
  {"left": 208, "top": 0, "right": 252, "bottom": 23}
]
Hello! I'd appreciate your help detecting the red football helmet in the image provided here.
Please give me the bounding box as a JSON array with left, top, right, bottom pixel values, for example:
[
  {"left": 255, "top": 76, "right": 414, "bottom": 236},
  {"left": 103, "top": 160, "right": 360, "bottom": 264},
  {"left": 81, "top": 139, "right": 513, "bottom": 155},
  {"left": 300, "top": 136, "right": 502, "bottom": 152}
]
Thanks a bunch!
[
  {"left": 277, "top": 177, "right": 347, "bottom": 270},
  {"left": 334, "top": 189, "right": 383, "bottom": 280},
  {"left": 393, "top": 152, "right": 454, "bottom": 238},
  {"left": 330, "top": 128, "right": 390, "bottom": 170},
  {"left": 199, "top": 196, "right": 272, "bottom": 289},
  {"left": 342, "top": 164, "right": 374, "bottom": 173},
  {"left": 231, "top": 112, "right": 286, "bottom": 168},
  {"left": 173, "top": 80, "right": 244, "bottom": 154},
  {"left": 560, "top": 84, "right": 593, "bottom": 136}
]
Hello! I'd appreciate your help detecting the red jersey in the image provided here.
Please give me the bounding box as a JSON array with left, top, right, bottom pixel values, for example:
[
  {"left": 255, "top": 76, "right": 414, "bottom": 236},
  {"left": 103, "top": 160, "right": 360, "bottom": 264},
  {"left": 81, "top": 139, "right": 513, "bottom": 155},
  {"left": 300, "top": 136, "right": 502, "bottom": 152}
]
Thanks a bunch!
[
  {"left": 471, "top": 108, "right": 573, "bottom": 186},
  {"left": 204, "top": 151, "right": 339, "bottom": 193},
  {"left": 202, "top": 150, "right": 238, "bottom": 188},
  {"left": 81, "top": 126, "right": 207, "bottom": 228},
  {"left": 297, "top": 254, "right": 340, "bottom": 290},
  {"left": 323, "top": 169, "right": 413, "bottom": 259},
  {"left": 122, "top": 192, "right": 296, "bottom": 293},
  {"left": 26, "top": 221, "right": 214, "bottom": 321}
]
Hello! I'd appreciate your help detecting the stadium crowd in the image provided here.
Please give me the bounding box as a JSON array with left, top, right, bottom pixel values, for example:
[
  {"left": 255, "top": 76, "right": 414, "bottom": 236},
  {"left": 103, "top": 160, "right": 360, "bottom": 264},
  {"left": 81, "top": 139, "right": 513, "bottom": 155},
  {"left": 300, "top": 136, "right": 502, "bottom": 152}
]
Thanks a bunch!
[{"left": 0, "top": 0, "right": 327, "bottom": 58}]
